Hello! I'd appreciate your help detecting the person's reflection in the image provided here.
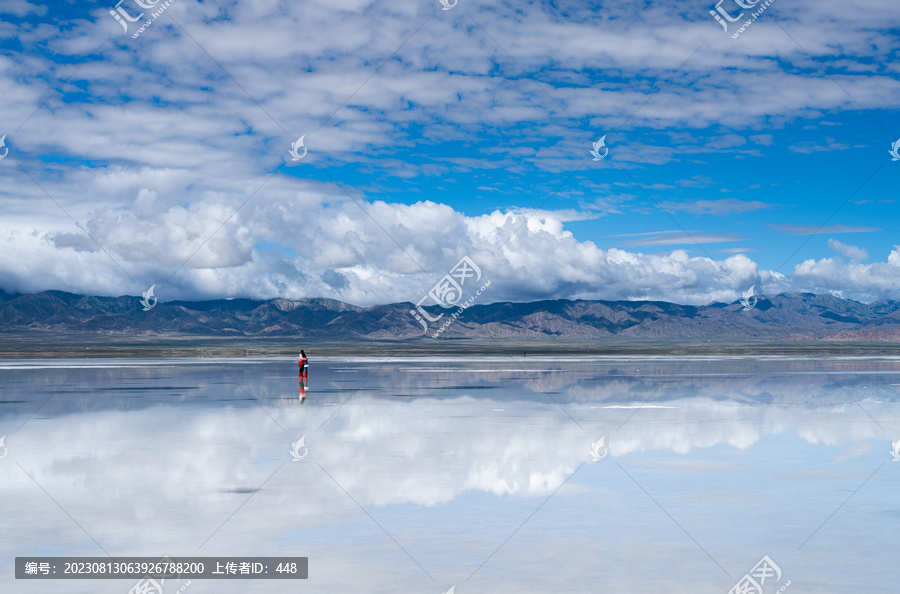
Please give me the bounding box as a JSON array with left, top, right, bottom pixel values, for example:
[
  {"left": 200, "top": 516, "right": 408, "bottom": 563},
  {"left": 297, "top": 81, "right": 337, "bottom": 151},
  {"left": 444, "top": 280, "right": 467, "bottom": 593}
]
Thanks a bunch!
[{"left": 299, "top": 376, "right": 308, "bottom": 403}]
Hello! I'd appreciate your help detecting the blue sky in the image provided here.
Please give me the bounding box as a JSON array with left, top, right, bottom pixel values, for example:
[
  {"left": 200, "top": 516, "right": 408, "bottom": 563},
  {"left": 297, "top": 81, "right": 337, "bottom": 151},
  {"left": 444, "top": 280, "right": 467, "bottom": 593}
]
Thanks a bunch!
[{"left": 1, "top": 0, "right": 899, "bottom": 305}]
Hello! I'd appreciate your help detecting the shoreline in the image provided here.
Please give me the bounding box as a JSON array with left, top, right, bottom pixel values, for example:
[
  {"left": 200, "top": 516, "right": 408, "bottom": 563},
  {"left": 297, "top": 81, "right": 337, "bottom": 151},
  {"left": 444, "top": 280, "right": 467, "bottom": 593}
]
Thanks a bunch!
[{"left": 1, "top": 332, "right": 898, "bottom": 358}]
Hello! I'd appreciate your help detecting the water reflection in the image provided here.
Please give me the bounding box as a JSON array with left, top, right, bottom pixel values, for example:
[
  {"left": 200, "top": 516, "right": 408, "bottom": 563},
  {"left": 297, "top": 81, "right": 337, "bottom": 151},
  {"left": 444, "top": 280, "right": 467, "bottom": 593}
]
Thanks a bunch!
[{"left": 1, "top": 356, "right": 898, "bottom": 593}]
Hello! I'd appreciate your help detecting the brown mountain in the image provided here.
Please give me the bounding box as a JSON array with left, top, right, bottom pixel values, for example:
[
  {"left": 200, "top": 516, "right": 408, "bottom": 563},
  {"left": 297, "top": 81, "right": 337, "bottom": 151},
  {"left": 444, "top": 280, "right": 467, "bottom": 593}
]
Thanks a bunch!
[{"left": 1, "top": 289, "right": 899, "bottom": 340}]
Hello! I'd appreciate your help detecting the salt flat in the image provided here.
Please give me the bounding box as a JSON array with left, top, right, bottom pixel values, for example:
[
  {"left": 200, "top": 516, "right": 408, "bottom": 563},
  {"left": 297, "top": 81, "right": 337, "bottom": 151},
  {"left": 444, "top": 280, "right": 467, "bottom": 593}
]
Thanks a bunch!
[{"left": 2, "top": 356, "right": 897, "bottom": 593}]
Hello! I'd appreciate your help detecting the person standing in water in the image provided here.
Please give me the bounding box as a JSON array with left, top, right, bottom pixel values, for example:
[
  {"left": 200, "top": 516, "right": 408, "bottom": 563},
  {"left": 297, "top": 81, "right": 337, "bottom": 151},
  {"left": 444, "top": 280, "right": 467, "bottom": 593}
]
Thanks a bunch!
[
  {"left": 299, "top": 350, "right": 308, "bottom": 402},
  {"left": 299, "top": 350, "right": 308, "bottom": 379}
]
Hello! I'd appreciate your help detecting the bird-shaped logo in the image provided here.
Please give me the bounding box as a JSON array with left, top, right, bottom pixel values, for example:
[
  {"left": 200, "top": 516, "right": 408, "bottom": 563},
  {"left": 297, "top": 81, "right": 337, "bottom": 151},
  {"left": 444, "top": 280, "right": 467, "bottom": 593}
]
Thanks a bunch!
[
  {"left": 0, "top": 135, "right": 8, "bottom": 160},
  {"left": 590, "top": 135, "right": 608, "bottom": 160},
  {"left": 891, "top": 439, "right": 900, "bottom": 462},
  {"left": 290, "top": 436, "right": 308, "bottom": 461},
  {"left": 740, "top": 285, "right": 758, "bottom": 310},
  {"left": 439, "top": 0, "right": 457, "bottom": 9},
  {"left": 289, "top": 135, "right": 307, "bottom": 161},
  {"left": 889, "top": 138, "right": 900, "bottom": 161},
  {"left": 590, "top": 436, "right": 608, "bottom": 462},
  {"left": 140, "top": 285, "right": 157, "bottom": 311},
  {"left": 0, "top": 435, "right": 7, "bottom": 460}
]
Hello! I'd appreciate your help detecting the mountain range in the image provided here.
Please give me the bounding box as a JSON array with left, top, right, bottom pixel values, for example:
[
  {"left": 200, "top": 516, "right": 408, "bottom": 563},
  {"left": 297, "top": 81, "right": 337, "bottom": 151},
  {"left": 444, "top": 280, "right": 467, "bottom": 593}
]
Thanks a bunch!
[{"left": 2, "top": 289, "right": 900, "bottom": 341}]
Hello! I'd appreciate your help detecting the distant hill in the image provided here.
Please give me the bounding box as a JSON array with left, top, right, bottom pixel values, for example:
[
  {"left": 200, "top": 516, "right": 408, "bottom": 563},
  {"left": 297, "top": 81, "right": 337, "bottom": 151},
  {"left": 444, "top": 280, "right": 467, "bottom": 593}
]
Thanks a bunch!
[{"left": 1, "top": 289, "right": 899, "bottom": 340}]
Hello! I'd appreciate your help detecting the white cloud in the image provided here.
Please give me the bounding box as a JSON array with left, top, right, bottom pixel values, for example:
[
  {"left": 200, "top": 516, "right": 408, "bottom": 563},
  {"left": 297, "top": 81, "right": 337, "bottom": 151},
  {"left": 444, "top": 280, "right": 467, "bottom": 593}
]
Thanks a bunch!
[
  {"left": 0, "top": 172, "right": 769, "bottom": 305},
  {"left": 617, "top": 231, "right": 746, "bottom": 246},
  {"left": 0, "top": 0, "right": 45, "bottom": 16},
  {"left": 770, "top": 224, "right": 881, "bottom": 235},
  {"left": 7, "top": 175, "right": 900, "bottom": 305},
  {"left": 659, "top": 198, "right": 771, "bottom": 215},
  {"left": 0, "top": 0, "right": 898, "bottom": 305},
  {"left": 791, "top": 246, "right": 900, "bottom": 301},
  {"left": 828, "top": 238, "right": 868, "bottom": 261}
]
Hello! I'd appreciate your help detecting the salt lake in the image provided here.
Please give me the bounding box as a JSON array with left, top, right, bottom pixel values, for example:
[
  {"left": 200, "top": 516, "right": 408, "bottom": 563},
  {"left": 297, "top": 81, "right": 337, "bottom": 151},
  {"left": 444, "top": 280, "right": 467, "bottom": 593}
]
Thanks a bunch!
[{"left": 2, "top": 355, "right": 898, "bottom": 593}]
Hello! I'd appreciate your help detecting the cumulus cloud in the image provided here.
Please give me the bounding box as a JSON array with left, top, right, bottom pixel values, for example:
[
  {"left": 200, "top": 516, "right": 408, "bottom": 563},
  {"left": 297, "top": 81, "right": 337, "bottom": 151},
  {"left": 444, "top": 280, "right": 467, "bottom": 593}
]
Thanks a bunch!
[
  {"left": 791, "top": 246, "right": 900, "bottom": 301},
  {"left": 0, "top": 179, "right": 767, "bottom": 305},
  {"left": 828, "top": 238, "right": 868, "bottom": 261},
  {"left": 5, "top": 171, "right": 900, "bottom": 305},
  {"left": 0, "top": 0, "right": 897, "bottom": 306}
]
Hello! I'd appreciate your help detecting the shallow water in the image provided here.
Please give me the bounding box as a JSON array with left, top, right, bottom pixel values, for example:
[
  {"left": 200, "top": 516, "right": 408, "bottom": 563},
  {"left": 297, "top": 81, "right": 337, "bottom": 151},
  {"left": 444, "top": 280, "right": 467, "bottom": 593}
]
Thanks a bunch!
[{"left": 2, "top": 356, "right": 899, "bottom": 593}]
